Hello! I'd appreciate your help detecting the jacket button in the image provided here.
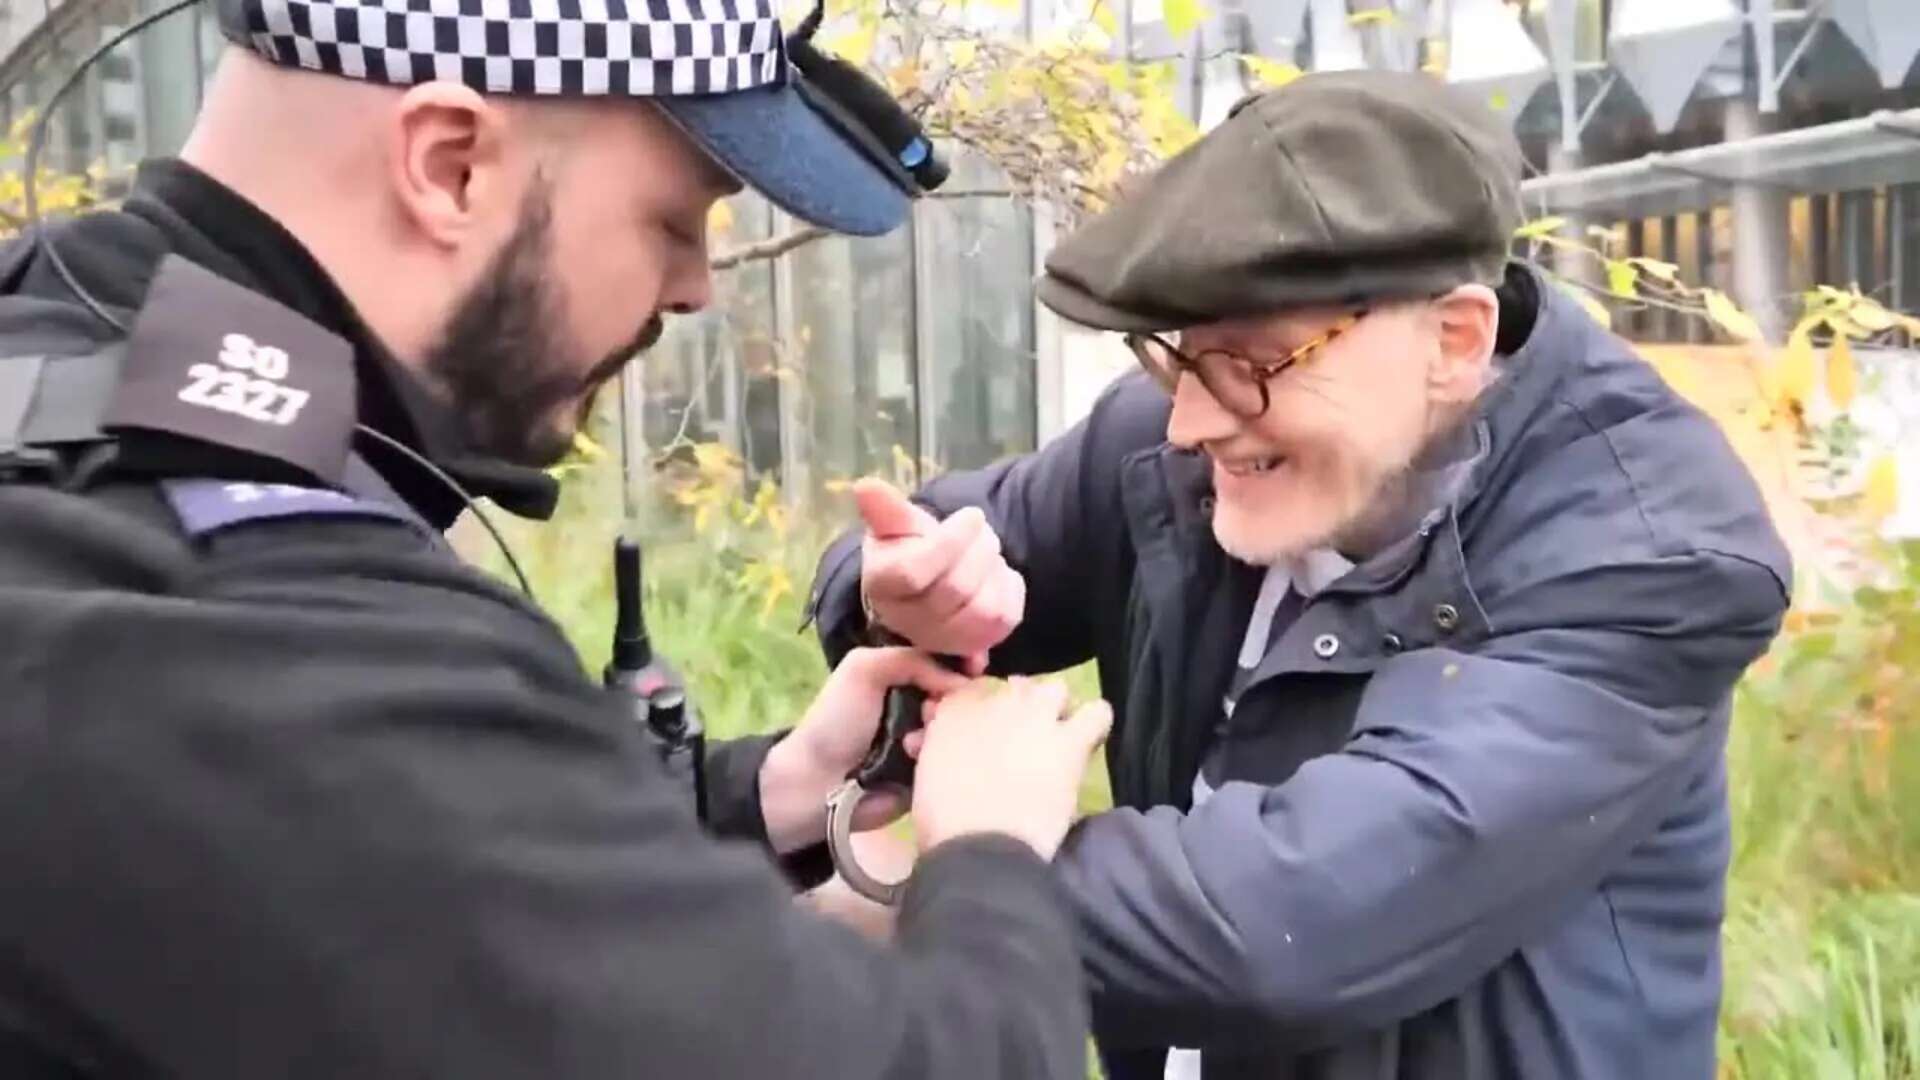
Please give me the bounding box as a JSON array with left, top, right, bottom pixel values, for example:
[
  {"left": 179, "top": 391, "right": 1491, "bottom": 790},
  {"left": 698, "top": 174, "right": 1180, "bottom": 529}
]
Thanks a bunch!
[
  {"left": 1313, "top": 634, "right": 1341, "bottom": 660},
  {"left": 1383, "top": 632, "right": 1405, "bottom": 654},
  {"left": 1433, "top": 604, "right": 1461, "bottom": 633},
  {"left": 1199, "top": 496, "right": 1216, "bottom": 516}
]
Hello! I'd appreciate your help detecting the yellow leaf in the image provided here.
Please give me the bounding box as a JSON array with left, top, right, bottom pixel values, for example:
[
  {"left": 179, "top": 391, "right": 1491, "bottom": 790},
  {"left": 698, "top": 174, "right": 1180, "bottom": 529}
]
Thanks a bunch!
[
  {"left": 691, "top": 441, "right": 739, "bottom": 475},
  {"left": 1348, "top": 7, "right": 1399, "bottom": 25},
  {"left": 829, "top": 18, "right": 878, "bottom": 67},
  {"left": 1091, "top": 0, "right": 1119, "bottom": 36},
  {"left": 1827, "top": 333, "right": 1857, "bottom": 410},
  {"left": 1606, "top": 259, "right": 1638, "bottom": 299},
  {"left": 1164, "top": 0, "right": 1207, "bottom": 39},
  {"left": 886, "top": 60, "right": 922, "bottom": 95},
  {"left": 1514, "top": 216, "right": 1567, "bottom": 240},
  {"left": 1487, "top": 91, "right": 1510, "bottom": 112},
  {"left": 1239, "top": 55, "right": 1303, "bottom": 89},
  {"left": 1558, "top": 282, "right": 1610, "bottom": 329},
  {"left": 1773, "top": 325, "right": 1816, "bottom": 408},
  {"left": 1864, "top": 455, "right": 1901, "bottom": 522},
  {"left": 1849, "top": 298, "right": 1895, "bottom": 333},
  {"left": 1824, "top": 313, "right": 1872, "bottom": 340},
  {"left": 947, "top": 39, "right": 979, "bottom": 67},
  {"left": 1628, "top": 257, "right": 1679, "bottom": 283},
  {"left": 707, "top": 200, "right": 735, "bottom": 236},
  {"left": 1704, "top": 289, "right": 1763, "bottom": 342},
  {"left": 569, "top": 430, "right": 607, "bottom": 462}
]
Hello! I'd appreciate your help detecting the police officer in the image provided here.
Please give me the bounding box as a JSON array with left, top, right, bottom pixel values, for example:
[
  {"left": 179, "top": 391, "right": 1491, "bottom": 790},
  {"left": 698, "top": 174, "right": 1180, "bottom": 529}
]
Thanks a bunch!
[{"left": 0, "top": 1, "right": 1112, "bottom": 1076}]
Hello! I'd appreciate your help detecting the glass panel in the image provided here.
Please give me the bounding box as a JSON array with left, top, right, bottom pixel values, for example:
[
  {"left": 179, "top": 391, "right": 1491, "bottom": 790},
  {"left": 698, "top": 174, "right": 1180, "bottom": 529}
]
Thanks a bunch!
[
  {"left": 40, "top": 32, "right": 90, "bottom": 176},
  {"left": 638, "top": 192, "right": 780, "bottom": 478},
  {"left": 94, "top": 0, "right": 145, "bottom": 193},
  {"left": 199, "top": 3, "right": 226, "bottom": 86},
  {"left": 790, "top": 225, "right": 917, "bottom": 486},
  {"left": 139, "top": 0, "right": 205, "bottom": 156},
  {"left": 915, "top": 151, "right": 1036, "bottom": 471}
]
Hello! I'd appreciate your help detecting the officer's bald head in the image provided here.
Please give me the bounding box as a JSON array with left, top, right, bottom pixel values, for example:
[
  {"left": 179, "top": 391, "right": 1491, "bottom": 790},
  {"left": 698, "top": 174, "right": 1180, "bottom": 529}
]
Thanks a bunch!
[{"left": 181, "top": 47, "right": 734, "bottom": 465}]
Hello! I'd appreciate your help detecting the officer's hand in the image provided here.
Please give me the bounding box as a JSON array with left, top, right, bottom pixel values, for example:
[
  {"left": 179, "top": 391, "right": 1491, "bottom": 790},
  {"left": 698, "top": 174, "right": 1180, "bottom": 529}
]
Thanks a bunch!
[
  {"left": 760, "top": 647, "right": 968, "bottom": 854},
  {"left": 854, "top": 479, "right": 1024, "bottom": 674},
  {"left": 913, "top": 678, "right": 1111, "bottom": 861}
]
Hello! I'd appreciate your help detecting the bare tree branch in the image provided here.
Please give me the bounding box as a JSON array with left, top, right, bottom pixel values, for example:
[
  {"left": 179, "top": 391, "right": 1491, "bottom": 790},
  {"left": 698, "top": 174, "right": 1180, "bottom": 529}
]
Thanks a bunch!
[
  {"left": 707, "top": 188, "right": 1020, "bottom": 272},
  {"left": 708, "top": 225, "right": 831, "bottom": 271}
]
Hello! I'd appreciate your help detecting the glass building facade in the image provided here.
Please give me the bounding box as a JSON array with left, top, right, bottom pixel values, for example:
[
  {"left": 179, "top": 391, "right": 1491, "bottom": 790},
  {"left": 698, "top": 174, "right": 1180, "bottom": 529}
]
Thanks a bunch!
[{"left": 1, "top": 0, "right": 1917, "bottom": 500}]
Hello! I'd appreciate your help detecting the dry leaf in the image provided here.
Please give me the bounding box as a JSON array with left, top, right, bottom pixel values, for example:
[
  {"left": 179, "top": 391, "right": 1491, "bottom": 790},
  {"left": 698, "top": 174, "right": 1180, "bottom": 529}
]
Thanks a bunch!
[
  {"left": 1091, "top": 0, "right": 1119, "bottom": 37},
  {"left": 1704, "top": 289, "right": 1763, "bottom": 342},
  {"left": 1826, "top": 333, "right": 1857, "bottom": 410},
  {"left": 570, "top": 430, "right": 607, "bottom": 462},
  {"left": 1164, "top": 0, "right": 1207, "bottom": 38},
  {"left": 830, "top": 18, "right": 878, "bottom": 68},
  {"left": 1774, "top": 325, "right": 1816, "bottom": 408},
  {"left": 1606, "top": 259, "right": 1638, "bottom": 299},
  {"left": 1864, "top": 454, "right": 1901, "bottom": 522},
  {"left": 1240, "top": 55, "right": 1303, "bottom": 89},
  {"left": 1628, "top": 257, "right": 1679, "bottom": 283},
  {"left": 1514, "top": 216, "right": 1567, "bottom": 240},
  {"left": 1849, "top": 299, "right": 1895, "bottom": 333}
]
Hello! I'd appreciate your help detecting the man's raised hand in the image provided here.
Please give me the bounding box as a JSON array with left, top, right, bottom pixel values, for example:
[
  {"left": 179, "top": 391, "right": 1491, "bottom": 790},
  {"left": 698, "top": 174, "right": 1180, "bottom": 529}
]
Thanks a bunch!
[{"left": 853, "top": 478, "right": 1025, "bottom": 673}]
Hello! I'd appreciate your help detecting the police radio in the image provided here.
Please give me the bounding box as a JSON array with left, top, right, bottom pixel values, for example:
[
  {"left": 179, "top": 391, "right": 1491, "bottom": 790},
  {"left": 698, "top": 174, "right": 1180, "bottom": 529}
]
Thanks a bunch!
[{"left": 604, "top": 536, "right": 706, "bottom": 820}]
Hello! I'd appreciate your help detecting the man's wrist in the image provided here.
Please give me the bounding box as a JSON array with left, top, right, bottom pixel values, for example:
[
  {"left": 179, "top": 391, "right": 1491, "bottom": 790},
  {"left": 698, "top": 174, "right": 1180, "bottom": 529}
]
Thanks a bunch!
[{"left": 758, "top": 734, "right": 830, "bottom": 855}]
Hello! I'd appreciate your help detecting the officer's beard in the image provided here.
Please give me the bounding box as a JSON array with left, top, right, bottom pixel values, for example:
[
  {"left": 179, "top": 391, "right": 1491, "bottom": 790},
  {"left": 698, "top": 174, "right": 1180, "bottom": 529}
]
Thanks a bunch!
[{"left": 423, "top": 179, "right": 663, "bottom": 468}]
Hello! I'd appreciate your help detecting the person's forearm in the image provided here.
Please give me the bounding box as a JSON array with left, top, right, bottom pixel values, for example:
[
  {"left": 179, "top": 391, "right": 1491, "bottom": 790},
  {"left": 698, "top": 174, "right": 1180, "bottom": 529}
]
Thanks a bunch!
[{"left": 703, "top": 732, "right": 838, "bottom": 891}]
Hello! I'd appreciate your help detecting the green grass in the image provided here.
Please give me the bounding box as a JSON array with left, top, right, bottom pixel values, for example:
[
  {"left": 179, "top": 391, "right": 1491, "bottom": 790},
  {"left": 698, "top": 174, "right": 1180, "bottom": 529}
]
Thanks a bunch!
[{"left": 460, "top": 450, "right": 1920, "bottom": 1078}]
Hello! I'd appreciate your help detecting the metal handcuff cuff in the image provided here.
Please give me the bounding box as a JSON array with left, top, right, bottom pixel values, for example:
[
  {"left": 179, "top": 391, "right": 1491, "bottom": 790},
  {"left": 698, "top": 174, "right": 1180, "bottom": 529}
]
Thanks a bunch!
[{"left": 823, "top": 586, "right": 964, "bottom": 905}]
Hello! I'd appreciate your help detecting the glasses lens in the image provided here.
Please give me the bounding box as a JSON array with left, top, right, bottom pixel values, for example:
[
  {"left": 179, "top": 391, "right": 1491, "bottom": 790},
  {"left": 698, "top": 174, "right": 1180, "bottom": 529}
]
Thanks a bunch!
[
  {"left": 1129, "top": 336, "right": 1183, "bottom": 393},
  {"left": 1192, "top": 352, "right": 1268, "bottom": 418}
]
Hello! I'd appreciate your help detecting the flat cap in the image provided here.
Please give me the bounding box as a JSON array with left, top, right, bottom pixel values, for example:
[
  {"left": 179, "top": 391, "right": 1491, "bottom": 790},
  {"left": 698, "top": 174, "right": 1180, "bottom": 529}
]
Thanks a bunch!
[{"left": 1037, "top": 70, "right": 1525, "bottom": 332}]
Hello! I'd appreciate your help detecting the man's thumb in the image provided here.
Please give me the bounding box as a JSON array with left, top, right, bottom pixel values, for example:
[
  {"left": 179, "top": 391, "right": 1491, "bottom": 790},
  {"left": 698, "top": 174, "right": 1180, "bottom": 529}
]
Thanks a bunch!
[
  {"left": 853, "top": 477, "right": 937, "bottom": 540},
  {"left": 1064, "top": 700, "right": 1114, "bottom": 754}
]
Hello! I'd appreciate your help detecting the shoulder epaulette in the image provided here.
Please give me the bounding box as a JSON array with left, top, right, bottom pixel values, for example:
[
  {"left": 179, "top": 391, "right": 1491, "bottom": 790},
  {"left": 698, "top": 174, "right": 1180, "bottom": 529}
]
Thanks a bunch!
[{"left": 100, "top": 254, "right": 358, "bottom": 487}]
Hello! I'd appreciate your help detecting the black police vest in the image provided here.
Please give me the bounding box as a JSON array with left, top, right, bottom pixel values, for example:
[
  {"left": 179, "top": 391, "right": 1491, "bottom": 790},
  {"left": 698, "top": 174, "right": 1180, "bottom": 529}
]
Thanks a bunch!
[{"left": 0, "top": 252, "right": 428, "bottom": 526}]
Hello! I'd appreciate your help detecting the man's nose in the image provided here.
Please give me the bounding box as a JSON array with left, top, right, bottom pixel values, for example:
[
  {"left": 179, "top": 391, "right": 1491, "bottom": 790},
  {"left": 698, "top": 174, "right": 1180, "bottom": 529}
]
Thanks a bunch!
[
  {"left": 660, "top": 247, "right": 714, "bottom": 316},
  {"left": 1165, "top": 373, "right": 1242, "bottom": 450}
]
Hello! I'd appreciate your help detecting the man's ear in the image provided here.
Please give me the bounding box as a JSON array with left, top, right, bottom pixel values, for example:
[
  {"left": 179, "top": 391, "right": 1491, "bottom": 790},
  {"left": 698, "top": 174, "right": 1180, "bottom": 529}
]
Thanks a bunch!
[
  {"left": 387, "top": 81, "right": 515, "bottom": 250},
  {"left": 1428, "top": 284, "right": 1500, "bottom": 406}
]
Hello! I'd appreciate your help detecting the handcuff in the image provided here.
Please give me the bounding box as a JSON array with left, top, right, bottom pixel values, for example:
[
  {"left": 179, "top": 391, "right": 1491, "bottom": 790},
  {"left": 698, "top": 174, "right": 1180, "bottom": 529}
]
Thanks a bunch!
[
  {"left": 824, "top": 681, "right": 929, "bottom": 905},
  {"left": 825, "top": 597, "right": 961, "bottom": 906}
]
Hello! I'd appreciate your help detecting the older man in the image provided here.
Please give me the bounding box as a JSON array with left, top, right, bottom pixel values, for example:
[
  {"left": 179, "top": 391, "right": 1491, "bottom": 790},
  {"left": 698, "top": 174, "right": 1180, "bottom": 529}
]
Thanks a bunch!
[{"left": 808, "top": 71, "right": 1792, "bottom": 1078}]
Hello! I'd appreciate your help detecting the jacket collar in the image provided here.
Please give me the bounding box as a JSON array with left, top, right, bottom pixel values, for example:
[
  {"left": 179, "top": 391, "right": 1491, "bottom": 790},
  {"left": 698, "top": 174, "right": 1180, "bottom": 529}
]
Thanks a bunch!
[{"left": 120, "top": 159, "right": 560, "bottom": 526}]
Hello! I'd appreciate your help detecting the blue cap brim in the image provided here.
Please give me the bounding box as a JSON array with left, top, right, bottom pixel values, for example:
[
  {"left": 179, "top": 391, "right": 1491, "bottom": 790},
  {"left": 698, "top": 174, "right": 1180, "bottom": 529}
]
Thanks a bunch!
[{"left": 657, "top": 82, "right": 911, "bottom": 238}]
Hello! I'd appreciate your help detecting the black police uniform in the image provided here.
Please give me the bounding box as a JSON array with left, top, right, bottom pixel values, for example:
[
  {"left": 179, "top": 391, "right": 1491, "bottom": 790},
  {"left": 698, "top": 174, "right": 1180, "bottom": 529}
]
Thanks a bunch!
[{"left": 0, "top": 159, "right": 1086, "bottom": 1079}]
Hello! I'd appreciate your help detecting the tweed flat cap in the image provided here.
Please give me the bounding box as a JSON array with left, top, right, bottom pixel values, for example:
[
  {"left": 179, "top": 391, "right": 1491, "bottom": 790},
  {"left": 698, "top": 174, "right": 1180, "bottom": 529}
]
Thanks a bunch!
[{"left": 1037, "top": 70, "right": 1525, "bottom": 332}]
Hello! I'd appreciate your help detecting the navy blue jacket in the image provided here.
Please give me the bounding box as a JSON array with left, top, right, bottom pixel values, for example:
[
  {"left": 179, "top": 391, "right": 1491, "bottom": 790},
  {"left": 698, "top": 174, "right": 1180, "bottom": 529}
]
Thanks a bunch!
[{"left": 812, "top": 267, "right": 1792, "bottom": 1079}]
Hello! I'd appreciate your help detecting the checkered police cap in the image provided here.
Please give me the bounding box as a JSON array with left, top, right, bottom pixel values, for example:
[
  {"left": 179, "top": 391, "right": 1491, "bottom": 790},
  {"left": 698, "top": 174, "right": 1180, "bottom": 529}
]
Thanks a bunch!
[
  {"left": 235, "top": 0, "right": 785, "bottom": 98},
  {"left": 214, "top": 0, "right": 915, "bottom": 235}
]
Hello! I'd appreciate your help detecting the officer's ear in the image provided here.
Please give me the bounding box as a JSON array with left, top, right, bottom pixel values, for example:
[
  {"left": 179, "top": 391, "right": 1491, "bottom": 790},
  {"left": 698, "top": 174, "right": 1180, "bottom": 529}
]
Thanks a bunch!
[{"left": 387, "top": 81, "right": 517, "bottom": 249}]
